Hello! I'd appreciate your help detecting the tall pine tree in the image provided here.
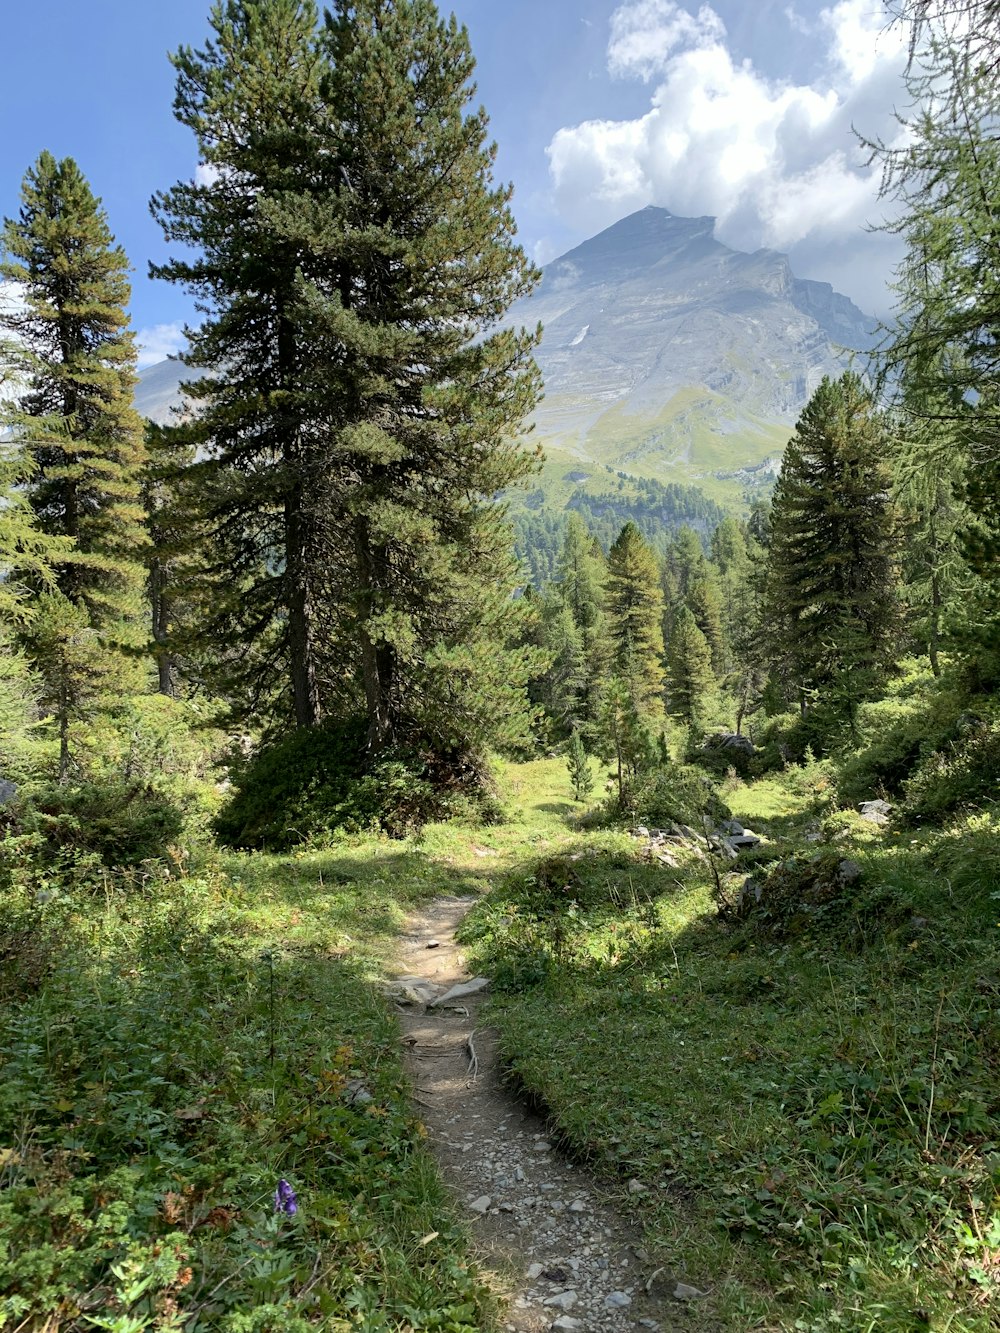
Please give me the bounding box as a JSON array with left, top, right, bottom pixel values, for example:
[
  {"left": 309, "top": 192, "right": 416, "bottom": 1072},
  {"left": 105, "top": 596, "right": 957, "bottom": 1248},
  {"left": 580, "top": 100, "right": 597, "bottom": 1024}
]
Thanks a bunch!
[
  {"left": 1, "top": 152, "right": 147, "bottom": 641},
  {"left": 605, "top": 521, "right": 664, "bottom": 716},
  {"left": 2, "top": 154, "right": 148, "bottom": 778},
  {"left": 154, "top": 0, "right": 542, "bottom": 759},
  {"left": 764, "top": 373, "right": 898, "bottom": 735}
]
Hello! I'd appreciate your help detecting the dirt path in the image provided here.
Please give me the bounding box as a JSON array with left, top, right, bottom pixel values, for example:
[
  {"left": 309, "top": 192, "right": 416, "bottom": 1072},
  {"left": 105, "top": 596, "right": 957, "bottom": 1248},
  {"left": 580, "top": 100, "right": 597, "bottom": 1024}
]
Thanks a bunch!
[{"left": 390, "top": 895, "right": 687, "bottom": 1333}]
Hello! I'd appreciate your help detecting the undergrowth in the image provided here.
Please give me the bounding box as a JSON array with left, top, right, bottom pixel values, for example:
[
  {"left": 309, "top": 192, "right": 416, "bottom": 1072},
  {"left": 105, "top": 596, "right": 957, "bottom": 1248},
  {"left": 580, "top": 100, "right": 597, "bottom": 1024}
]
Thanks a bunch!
[
  {"left": 460, "top": 772, "right": 1000, "bottom": 1332},
  {"left": 0, "top": 844, "right": 494, "bottom": 1332}
]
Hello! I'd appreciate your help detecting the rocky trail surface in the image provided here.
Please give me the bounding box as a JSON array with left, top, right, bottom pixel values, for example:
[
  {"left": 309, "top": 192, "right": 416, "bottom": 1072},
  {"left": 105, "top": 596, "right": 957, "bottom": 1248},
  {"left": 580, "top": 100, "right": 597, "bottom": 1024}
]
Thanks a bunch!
[{"left": 388, "top": 896, "right": 698, "bottom": 1332}]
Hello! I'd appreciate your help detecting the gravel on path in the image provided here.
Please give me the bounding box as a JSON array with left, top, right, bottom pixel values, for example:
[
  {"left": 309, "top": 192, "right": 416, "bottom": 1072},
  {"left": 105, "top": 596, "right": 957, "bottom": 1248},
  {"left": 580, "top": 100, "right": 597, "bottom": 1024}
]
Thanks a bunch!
[{"left": 390, "top": 895, "right": 692, "bottom": 1333}]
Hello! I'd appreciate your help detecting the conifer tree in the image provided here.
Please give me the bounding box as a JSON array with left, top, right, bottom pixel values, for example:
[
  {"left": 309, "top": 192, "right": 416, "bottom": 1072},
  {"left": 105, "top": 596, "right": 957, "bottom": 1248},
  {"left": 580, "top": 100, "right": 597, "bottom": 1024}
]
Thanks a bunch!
[
  {"left": 0, "top": 436, "right": 67, "bottom": 626},
  {"left": 764, "top": 373, "right": 898, "bottom": 732},
  {"left": 1, "top": 152, "right": 147, "bottom": 642},
  {"left": 666, "top": 526, "right": 708, "bottom": 600},
  {"left": 605, "top": 521, "right": 665, "bottom": 716},
  {"left": 154, "top": 0, "right": 542, "bottom": 758},
  {"left": 535, "top": 595, "right": 586, "bottom": 737},
  {"left": 596, "top": 674, "right": 654, "bottom": 807},
  {"left": 552, "top": 514, "right": 609, "bottom": 731},
  {"left": 687, "top": 573, "right": 726, "bottom": 673},
  {"left": 567, "top": 728, "right": 594, "bottom": 803},
  {"left": 665, "top": 605, "right": 715, "bottom": 730}
]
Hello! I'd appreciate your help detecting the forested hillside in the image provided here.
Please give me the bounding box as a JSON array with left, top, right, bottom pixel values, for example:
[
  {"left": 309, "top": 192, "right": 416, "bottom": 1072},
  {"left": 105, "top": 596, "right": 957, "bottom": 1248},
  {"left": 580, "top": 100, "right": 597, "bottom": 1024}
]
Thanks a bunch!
[{"left": 0, "top": 1, "right": 998, "bottom": 1330}]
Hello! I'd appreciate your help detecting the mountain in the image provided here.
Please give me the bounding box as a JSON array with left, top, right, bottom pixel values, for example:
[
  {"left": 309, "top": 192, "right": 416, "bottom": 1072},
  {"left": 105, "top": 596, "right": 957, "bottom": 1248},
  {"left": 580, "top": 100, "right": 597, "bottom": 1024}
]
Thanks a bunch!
[
  {"left": 506, "top": 206, "right": 876, "bottom": 506},
  {"left": 133, "top": 206, "right": 877, "bottom": 555},
  {"left": 134, "top": 356, "right": 204, "bottom": 426}
]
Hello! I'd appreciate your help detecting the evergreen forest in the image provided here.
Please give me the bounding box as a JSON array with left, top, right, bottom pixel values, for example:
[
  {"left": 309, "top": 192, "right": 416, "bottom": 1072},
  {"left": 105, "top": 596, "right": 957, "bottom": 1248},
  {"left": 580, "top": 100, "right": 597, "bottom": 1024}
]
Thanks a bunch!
[{"left": 0, "top": 2, "right": 999, "bottom": 1330}]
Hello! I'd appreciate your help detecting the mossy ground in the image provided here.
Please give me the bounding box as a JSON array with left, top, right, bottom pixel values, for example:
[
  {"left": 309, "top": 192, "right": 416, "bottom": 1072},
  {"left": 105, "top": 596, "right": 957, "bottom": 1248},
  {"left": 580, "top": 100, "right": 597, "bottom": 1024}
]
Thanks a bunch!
[
  {"left": 2, "top": 757, "right": 998, "bottom": 1330},
  {"left": 461, "top": 762, "right": 1000, "bottom": 1332}
]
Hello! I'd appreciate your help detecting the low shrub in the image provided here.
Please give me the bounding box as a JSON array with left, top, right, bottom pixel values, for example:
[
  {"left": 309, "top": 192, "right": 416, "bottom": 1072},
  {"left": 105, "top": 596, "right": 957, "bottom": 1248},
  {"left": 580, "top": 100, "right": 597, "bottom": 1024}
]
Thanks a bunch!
[
  {"left": 626, "top": 761, "right": 730, "bottom": 830},
  {"left": 17, "top": 780, "right": 187, "bottom": 871},
  {"left": 835, "top": 691, "right": 965, "bottom": 805},
  {"left": 901, "top": 720, "right": 1000, "bottom": 824},
  {"left": 215, "top": 719, "right": 503, "bottom": 849},
  {"left": 716, "top": 848, "right": 904, "bottom": 942}
]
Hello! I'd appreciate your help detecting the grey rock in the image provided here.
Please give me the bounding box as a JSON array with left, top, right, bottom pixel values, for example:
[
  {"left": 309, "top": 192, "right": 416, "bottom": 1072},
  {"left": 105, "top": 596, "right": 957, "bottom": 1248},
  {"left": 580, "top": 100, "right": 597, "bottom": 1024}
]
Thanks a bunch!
[
  {"left": 383, "top": 976, "right": 439, "bottom": 1006},
  {"left": 425, "top": 939, "right": 441, "bottom": 949},
  {"left": 429, "top": 977, "right": 490, "bottom": 1006},
  {"left": 569, "top": 1199, "right": 587, "bottom": 1212},
  {"left": 673, "top": 1282, "right": 707, "bottom": 1301},
  {"left": 344, "top": 1079, "right": 373, "bottom": 1106},
  {"left": 859, "top": 799, "right": 892, "bottom": 825},
  {"left": 0, "top": 779, "right": 17, "bottom": 807},
  {"left": 627, "top": 1178, "right": 648, "bottom": 1194},
  {"left": 551, "top": 1319, "right": 583, "bottom": 1331},
  {"left": 469, "top": 1195, "right": 492, "bottom": 1214},
  {"left": 639, "top": 1321, "right": 661, "bottom": 1330},
  {"left": 543, "top": 1290, "right": 578, "bottom": 1310},
  {"left": 728, "top": 833, "right": 761, "bottom": 850},
  {"left": 604, "top": 1290, "right": 632, "bottom": 1308},
  {"left": 718, "top": 733, "right": 754, "bottom": 754},
  {"left": 527, "top": 1263, "right": 545, "bottom": 1280},
  {"left": 533, "top": 1140, "right": 552, "bottom": 1152},
  {"left": 838, "top": 858, "right": 862, "bottom": 884}
]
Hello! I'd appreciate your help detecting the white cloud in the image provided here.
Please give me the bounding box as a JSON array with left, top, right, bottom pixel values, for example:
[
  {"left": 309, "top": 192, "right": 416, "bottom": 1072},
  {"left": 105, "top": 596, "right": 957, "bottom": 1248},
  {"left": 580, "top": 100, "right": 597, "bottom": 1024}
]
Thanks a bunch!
[
  {"left": 546, "top": 0, "right": 910, "bottom": 311},
  {"left": 136, "top": 321, "right": 186, "bottom": 369},
  {"left": 608, "top": 0, "right": 725, "bottom": 80},
  {"left": 195, "top": 162, "right": 222, "bottom": 187}
]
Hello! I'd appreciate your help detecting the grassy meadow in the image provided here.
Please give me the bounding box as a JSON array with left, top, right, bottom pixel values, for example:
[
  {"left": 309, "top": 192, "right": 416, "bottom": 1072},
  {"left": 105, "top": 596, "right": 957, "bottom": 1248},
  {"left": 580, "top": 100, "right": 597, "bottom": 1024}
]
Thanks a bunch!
[{"left": 2, "top": 757, "right": 998, "bottom": 1330}]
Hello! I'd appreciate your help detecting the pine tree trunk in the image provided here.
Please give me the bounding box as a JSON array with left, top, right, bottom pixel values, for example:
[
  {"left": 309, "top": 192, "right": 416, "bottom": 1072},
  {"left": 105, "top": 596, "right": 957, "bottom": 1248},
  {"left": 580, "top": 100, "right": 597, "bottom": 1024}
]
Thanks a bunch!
[
  {"left": 278, "top": 311, "right": 322, "bottom": 731},
  {"left": 58, "top": 668, "right": 70, "bottom": 786},
  {"left": 354, "top": 514, "right": 396, "bottom": 754},
  {"left": 285, "top": 491, "right": 322, "bottom": 730},
  {"left": 150, "top": 557, "right": 176, "bottom": 697}
]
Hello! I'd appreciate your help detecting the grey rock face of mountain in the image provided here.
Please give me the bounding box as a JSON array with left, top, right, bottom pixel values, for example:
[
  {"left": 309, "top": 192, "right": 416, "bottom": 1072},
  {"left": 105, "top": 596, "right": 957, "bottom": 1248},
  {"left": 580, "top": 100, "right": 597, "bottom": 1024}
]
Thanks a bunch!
[
  {"left": 504, "top": 206, "right": 875, "bottom": 473},
  {"left": 134, "top": 207, "right": 875, "bottom": 490},
  {"left": 134, "top": 358, "right": 205, "bottom": 426}
]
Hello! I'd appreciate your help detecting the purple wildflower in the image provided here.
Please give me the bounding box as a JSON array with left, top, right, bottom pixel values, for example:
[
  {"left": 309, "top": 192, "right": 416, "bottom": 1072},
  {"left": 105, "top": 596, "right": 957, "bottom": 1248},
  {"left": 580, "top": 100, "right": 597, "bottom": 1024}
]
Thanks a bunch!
[{"left": 274, "top": 1178, "right": 298, "bottom": 1216}]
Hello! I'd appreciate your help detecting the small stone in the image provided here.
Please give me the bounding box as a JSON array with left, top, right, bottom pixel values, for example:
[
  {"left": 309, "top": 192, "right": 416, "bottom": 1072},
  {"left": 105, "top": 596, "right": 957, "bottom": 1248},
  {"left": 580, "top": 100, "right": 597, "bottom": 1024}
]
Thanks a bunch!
[
  {"left": 604, "top": 1291, "right": 632, "bottom": 1309},
  {"left": 526, "top": 1263, "right": 544, "bottom": 1280},
  {"left": 515, "top": 1166, "right": 526, "bottom": 1181},
  {"left": 627, "top": 1179, "right": 648, "bottom": 1194},
  {"left": 543, "top": 1290, "right": 578, "bottom": 1310},
  {"left": 673, "top": 1282, "right": 707, "bottom": 1301},
  {"left": 426, "top": 939, "right": 441, "bottom": 949},
  {"left": 551, "top": 1319, "right": 583, "bottom": 1331},
  {"left": 569, "top": 1199, "right": 587, "bottom": 1212},
  {"left": 469, "top": 1195, "right": 491, "bottom": 1214},
  {"left": 499, "top": 1202, "right": 515, "bottom": 1212},
  {"left": 639, "top": 1321, "right": 661, "bottom": 1330},
  {"left": 533, "top": 1141, "right": 552, "bottom": 1152}
]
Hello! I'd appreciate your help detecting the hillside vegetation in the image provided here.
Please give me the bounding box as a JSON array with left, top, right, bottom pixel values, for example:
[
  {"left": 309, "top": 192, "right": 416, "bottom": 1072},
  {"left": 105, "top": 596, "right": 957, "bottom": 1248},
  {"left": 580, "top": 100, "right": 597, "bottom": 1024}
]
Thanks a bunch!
[{"left": 2, "top": 0, "right": 1000, "bottom": 1329}]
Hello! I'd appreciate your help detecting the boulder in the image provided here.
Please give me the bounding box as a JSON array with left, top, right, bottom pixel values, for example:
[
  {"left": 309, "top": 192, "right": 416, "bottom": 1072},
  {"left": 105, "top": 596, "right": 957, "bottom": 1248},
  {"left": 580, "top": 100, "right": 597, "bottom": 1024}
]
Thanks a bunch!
[{"left": 858, "top": 799, "right": 892, "bottom": 825}]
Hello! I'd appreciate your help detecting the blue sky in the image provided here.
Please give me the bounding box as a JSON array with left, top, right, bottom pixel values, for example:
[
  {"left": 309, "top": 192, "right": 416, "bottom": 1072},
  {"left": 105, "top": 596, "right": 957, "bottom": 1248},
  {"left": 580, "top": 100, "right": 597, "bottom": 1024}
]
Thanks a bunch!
[{"left": 0, "top": 1, "right": 910, "bottom": 365}]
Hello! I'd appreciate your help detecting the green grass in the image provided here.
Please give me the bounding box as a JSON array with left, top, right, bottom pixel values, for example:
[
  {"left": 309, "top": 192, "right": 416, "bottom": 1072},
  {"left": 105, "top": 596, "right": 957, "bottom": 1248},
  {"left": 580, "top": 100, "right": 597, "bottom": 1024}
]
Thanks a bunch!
[
  {"left": 460, "top": 772, "right": 1000, "bottom": 1332},
  {"left": 5, "top": 757, "right": 1000, "bottom": 1331},
  {"left": 0, "top": 843, "right": 501, "bottom": 1332}
]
